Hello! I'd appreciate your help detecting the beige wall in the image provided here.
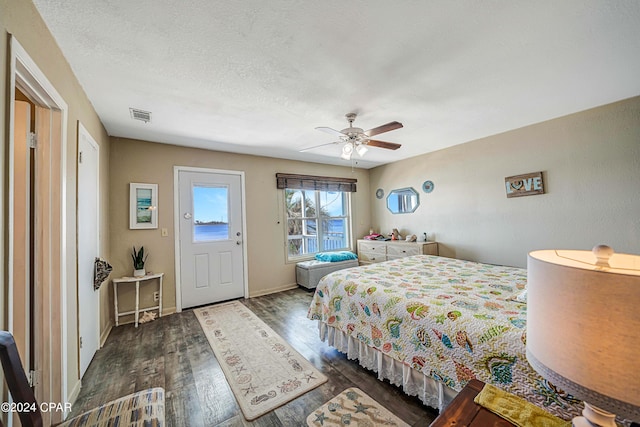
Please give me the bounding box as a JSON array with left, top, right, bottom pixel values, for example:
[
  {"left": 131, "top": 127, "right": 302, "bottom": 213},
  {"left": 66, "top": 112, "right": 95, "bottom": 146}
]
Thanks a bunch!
[
  {"left": 370, "top": 96, "right": 640, "bottom": 268},
  {"left": 108, "top": 138, "right": 370, "bottom": 320},
  {"left": 2, "top": 1, "right": 637, "bottom": 412},
  {"left": 1, "top": 0, "right": 111, "bottom": 406}
]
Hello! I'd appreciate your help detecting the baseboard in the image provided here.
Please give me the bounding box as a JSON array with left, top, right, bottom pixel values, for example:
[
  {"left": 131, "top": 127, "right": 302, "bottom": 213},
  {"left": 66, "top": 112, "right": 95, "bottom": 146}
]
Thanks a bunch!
[
  {"left": 99, "top": 324, "right": 112, "bottom": 347},
  {"left": 67, "top": 378, "right": 82, "bottom": 406},
  {"left": 249, "top": 284, "right": 298, "bottom": 298},
  {"left": 162, "top": 307, "right": 176, "bottom": 316}
]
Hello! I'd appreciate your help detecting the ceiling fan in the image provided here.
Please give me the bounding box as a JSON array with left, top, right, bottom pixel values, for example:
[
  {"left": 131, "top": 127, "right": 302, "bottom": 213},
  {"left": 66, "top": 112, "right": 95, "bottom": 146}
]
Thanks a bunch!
[{"left": 302, "top": 113, "right": 403, "bottom": 160}]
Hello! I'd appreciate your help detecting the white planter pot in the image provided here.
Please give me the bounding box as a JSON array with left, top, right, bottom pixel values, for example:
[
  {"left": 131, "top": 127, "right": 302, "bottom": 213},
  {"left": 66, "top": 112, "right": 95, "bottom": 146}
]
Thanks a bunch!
[{"left": 133, "top": 268, "right": 146, "bottom": 277}]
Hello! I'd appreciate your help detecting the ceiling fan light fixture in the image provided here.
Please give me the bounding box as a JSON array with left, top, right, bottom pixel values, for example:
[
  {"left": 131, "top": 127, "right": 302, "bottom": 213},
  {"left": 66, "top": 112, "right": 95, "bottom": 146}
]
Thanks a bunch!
[
  {"left": 310, "top": 113, "right": 403, "bottom": 160},
  {"left": 341, "top": 143, "right": 354, "bottom": 160}
]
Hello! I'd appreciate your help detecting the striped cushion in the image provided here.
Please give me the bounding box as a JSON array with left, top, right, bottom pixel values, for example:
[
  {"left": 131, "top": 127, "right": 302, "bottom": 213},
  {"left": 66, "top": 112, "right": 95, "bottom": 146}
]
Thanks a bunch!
[{"left": 57, "top": 387, "right": 164, "bottom": 427}]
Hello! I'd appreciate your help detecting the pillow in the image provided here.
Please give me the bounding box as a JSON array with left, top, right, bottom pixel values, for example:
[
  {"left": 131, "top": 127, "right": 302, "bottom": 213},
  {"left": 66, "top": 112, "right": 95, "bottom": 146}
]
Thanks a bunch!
[{"left": 315, "top": 251, "right": 358, "bottom": 262}]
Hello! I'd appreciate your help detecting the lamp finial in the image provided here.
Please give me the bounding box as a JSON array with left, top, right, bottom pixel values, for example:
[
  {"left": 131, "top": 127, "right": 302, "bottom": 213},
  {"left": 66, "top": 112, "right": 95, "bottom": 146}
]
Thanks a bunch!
[{"left": 592, "top": 244, "right": 614, "bottom": 268}]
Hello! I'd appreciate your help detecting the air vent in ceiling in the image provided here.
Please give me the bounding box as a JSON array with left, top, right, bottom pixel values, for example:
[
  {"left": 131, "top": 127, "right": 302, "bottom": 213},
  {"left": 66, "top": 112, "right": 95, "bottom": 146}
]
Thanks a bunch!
[{"left": 129, "top": 108, "right": 152, "bottom": 123}]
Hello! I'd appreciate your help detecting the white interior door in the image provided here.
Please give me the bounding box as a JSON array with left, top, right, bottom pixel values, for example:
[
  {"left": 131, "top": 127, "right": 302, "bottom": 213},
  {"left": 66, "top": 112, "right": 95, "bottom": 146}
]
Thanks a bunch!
[
  {"left": 179, "top": 170, "right": 245, "bottom": 308},
  {"left": 77, "top": 125, "right": 100, "bottom": 377}
]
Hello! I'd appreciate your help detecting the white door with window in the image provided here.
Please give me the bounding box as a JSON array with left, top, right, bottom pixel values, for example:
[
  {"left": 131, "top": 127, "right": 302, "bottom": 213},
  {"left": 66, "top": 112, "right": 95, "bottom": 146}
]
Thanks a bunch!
[{"left": 178, "top": 169, "right": 246, "bottom": 308}]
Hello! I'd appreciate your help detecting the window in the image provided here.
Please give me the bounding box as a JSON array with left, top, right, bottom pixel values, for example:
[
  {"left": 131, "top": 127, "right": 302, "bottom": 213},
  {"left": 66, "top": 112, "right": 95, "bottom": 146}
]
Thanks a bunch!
[
  {"left": 276, "top": 173, "right": 357, "bottom": 261},
  {"left": 285, "top": 189, "right": 351, "bottom": 259},
  {"left": 192, "top": 185, "right": 229, "bottom": 242}
]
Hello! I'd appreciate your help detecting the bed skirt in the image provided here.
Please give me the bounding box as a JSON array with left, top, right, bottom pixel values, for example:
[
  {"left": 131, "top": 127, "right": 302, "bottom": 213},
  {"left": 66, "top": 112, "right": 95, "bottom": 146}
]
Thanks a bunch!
[{"left": 317, "top": 321, "right": 458, "bottom": 412}]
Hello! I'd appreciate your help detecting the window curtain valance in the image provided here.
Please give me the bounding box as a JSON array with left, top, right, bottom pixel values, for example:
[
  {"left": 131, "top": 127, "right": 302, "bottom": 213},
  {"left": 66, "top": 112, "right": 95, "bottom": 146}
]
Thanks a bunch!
[{"left": 276, "top": 173, "right": 357, "bottom": 192}]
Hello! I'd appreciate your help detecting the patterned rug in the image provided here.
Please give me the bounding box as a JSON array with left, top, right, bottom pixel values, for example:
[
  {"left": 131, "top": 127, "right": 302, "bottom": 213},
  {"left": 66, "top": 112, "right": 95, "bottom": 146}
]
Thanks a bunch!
[
  {"left": 306, "top": 388, "right": 410, "bottom": 427},
  {"left": 194, "top": 301, "right": 328, "bottom": 421}
]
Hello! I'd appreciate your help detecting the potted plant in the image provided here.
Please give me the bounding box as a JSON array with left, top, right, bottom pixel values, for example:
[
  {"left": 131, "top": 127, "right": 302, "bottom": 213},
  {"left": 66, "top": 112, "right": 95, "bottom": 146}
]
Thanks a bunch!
[{"left": 131, "top": 246, "right": 148, "bottom": 277}]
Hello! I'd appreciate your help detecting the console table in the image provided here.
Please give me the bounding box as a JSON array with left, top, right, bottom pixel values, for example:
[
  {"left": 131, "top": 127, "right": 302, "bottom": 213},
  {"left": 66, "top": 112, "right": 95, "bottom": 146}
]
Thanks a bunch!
[{"left": 113, "top": 272, "right": 163, "bottom": 327}]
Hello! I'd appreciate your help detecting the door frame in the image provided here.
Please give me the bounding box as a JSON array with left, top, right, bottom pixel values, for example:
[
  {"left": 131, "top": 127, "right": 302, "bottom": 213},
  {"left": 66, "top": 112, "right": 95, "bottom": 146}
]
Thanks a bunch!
[
  {"left": 7, "top": 35, "right": 70, "bottom": 417},
  {"left": 173, "top": 166, "right": 248, "bottom": 312}
]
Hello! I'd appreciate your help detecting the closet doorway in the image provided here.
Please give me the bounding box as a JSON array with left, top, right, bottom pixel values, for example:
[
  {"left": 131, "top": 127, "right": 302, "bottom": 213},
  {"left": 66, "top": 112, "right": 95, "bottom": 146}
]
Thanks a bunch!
[{"left": 8, "top": 36, "right": 69, "bottom": 426}]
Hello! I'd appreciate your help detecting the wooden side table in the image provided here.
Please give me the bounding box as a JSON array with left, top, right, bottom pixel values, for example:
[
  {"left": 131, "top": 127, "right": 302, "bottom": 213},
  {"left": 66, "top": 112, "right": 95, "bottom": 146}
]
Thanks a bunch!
[
  {"left": 112, "top": 273, "right": 163, "bottom": 327},
  {"left": 430, "top": 379, "right": 515, "bottom": 426}
]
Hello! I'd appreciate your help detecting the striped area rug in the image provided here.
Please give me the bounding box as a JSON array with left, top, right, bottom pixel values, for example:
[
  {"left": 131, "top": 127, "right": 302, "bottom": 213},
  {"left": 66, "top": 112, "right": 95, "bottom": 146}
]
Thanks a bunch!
[
  {"left": 307, "top": 388, "right": 409, "bottom": 427},
  {"left": 194, "top": 301, "right": 327, "bottom": 421}
]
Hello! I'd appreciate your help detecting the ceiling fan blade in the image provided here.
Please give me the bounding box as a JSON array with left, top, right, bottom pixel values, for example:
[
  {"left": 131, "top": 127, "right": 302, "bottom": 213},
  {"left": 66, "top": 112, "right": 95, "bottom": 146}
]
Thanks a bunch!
[
  {"left": 364, "top": 139, "right": 402, "bottom": 150},
  {"left": 315, "top": 127, "right": 346, "bottom": 137},
  {"left": 364, "top": 121, "right": 403, "bottom": 137},
  {"left": 299, "top": 141, "right": 340, "bottom": 152}
]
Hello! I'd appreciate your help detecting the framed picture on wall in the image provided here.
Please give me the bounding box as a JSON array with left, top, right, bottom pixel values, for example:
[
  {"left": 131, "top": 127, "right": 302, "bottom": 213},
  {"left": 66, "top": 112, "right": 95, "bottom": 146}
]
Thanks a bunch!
[{"left": 129, "top": 183, "right": 158, "bottom": 229}]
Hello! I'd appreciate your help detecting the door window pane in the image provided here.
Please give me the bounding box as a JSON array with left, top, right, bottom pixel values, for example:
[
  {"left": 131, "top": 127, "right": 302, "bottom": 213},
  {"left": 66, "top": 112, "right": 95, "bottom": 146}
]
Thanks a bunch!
[{"left": 193, "top": 185, "right": 229, "bottom": 242}]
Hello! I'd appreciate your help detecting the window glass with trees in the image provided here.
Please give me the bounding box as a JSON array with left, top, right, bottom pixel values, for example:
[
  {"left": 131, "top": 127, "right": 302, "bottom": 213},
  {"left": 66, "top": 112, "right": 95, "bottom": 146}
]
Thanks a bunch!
[{"left": 285, "top": 189, "right": 351, "bottom": 259}]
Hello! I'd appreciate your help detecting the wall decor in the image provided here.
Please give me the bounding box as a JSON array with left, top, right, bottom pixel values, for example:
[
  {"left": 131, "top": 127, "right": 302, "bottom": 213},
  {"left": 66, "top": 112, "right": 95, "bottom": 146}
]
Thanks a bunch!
[
  {"left": 130, "top": 183, "right": 158, "bottom": 229},
  {"left": 505, "top": 172, "right": 544, "bottom": 198},
  {"left": 422, "top": 180, "right": 435, "bottom": 193},
  {"left": 387, "top": 187, "right": 420, "bottom": 214},
  {"left": 375, "top": 188, "right": 385, "bottom": 199}
]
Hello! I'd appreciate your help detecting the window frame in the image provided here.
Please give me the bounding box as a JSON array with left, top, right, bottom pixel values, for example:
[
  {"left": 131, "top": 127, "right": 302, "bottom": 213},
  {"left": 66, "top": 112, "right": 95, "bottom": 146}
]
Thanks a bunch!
[{"left": 283, "top": 188, "right": 353, "bottom": 262}]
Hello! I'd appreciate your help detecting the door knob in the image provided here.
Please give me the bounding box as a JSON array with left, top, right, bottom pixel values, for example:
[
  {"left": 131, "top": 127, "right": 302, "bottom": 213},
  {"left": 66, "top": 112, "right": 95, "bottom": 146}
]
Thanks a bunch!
[
  {"left": 184, "top": 213, "right": 192, "bottom": 219},
  {"left": 236, "top": 241, "right": 242, "bottom": 245}
]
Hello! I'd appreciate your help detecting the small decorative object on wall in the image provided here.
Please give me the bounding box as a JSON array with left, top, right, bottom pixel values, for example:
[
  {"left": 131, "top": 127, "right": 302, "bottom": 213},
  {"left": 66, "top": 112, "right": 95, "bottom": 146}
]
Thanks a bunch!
[
  {"left": 375, "top": 188, "right": 385, "bottom": 199},
  {"left": 93, "top": 257, "right": 112, "bottom": 290},
  {"left": 505, "top": 172, "right": 544, "bottom": 198},
  {"left": 422, "top": 180, "right": 435, "bottom": 193},
  {"left": 130, "top": 183, "right": 158, "bottom": 229}
]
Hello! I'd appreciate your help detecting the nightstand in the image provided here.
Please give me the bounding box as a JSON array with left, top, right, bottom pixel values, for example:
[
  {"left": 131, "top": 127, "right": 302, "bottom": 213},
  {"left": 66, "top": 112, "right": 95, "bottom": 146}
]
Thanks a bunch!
[{"left": 430, "top": 379, "right": 515, "bottom": 426}]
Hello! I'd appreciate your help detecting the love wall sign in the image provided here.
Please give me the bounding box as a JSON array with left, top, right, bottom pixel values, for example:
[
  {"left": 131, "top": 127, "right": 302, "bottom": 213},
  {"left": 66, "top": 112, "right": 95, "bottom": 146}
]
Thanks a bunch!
[{"left": 505, "top": 172, "right": 544, "bottom": 198}]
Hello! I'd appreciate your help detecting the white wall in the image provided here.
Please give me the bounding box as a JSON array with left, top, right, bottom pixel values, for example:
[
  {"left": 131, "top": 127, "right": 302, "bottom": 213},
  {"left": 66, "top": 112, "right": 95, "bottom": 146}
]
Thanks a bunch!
[{"left": 370, "top": 96, "right": 640, "bottom": 268}]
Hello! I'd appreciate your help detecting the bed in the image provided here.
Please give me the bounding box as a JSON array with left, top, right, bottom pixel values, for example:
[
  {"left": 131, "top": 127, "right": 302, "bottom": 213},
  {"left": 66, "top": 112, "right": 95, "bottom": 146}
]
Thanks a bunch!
[{"left": 307, "top": 254, "right": 583, "bottom": 420}]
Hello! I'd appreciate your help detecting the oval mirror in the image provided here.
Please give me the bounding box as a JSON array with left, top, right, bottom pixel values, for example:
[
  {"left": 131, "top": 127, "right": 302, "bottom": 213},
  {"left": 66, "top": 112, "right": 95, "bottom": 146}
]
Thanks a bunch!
[{"left": 386, "top": 187, "right": 419, "bottom": 214}]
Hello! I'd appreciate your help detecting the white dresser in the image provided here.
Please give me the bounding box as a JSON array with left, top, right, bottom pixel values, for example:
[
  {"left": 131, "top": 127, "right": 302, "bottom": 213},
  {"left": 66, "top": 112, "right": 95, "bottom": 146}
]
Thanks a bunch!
[{"left": 357, "top": 239, "right": 438, "bottom": 265}]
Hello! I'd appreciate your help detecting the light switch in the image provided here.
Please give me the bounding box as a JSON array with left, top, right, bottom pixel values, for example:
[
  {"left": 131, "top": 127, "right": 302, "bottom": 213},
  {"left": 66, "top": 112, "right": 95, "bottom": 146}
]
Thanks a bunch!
[{"left": 161, "top": 228, "right": 168, "bottom": 237}]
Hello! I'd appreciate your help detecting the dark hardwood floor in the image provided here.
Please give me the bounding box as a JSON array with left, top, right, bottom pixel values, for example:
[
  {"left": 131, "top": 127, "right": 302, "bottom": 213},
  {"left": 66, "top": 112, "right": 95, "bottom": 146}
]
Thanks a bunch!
[{"left": 73, "top": 287, "right": 439, "bottom": 426}]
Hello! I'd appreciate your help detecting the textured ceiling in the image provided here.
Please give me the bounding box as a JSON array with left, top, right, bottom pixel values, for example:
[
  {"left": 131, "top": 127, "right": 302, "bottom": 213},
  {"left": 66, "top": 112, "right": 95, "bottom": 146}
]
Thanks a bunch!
[{"left": 33, "top": 0, "right": 640, "bottom": 168}]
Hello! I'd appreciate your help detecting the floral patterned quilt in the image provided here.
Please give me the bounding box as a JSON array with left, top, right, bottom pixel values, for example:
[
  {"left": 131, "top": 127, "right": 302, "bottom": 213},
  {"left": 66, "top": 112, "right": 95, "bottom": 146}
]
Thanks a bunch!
[{"left": 307, "top": 255, "right": 581, "bottom": 420}]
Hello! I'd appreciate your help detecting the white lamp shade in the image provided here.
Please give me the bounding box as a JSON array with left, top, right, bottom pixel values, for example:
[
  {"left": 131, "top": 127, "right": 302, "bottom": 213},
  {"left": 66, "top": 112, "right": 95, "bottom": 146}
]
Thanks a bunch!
[
  {"left": 356, "top": 144, "right": 368, "bottom": 156},
  {"left": 526, "top": 249, "right": 640, "bottom": 421},
  {"left": 341, "top": 143, "right": 354, "bottom": 160}
]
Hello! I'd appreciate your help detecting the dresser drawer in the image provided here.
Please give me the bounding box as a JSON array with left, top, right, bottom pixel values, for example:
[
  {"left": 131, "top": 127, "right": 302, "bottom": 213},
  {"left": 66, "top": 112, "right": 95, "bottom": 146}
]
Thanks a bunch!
[
  {"left": 358, "top": 251, "right": 385, "bottom": 263},
  {"left": 387, "top": 244, "right": 421, "bottom": 257},
  {"left": 358, "top": 241, "right": 387, "bottom": 253}
]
